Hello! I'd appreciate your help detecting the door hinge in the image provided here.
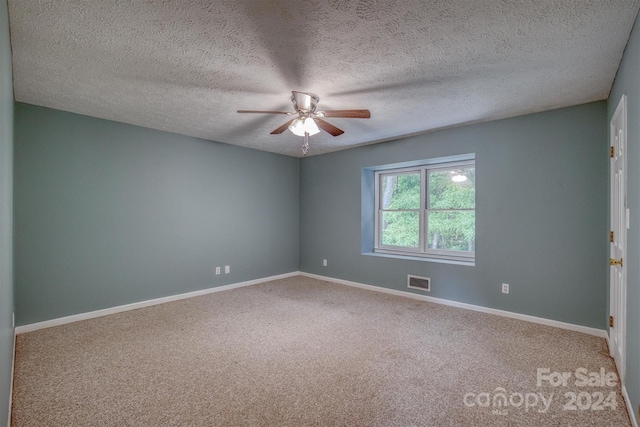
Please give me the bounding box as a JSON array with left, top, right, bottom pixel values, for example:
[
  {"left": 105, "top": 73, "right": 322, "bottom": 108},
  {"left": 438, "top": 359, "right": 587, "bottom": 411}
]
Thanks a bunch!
[
  {"left": 609, "top": 316, "right": 614, "bottom": 328},
  {"left": 609, "top": 231, "right": 614, "bottom": 243},
  {"left": 610, "top": 258, "right": 623, "bottom": 267},
  {"left": 610, "top": 146, "right": 615, "bottom": 158}
]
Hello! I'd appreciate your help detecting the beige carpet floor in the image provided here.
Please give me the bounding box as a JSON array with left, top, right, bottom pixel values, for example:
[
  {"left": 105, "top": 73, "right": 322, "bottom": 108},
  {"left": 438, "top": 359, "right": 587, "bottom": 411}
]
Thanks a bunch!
[{"left": 11, "top": 276, "right": 632, "bottom": 426}]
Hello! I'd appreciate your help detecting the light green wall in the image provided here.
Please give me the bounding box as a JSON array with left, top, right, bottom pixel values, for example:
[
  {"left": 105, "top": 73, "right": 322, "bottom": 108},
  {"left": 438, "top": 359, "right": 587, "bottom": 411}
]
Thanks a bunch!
[
  {"left": 0, "top": 0, "right": 12, "bottom": 424},
  {"left": 14, "top": 104, "right": 300, "bottom": 325},
  {"left": 300, "top": 102, "right": 608, "bottom": 329},
  {"left": 608, "top": 9, "right": 640, "bottom": 424}
]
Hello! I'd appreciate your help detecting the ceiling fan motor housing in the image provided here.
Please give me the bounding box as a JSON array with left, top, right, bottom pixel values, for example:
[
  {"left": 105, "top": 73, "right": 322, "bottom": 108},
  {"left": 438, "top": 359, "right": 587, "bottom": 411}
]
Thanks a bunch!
[{"left": 291, "top": 91, "right": 319, "bottom": 114}]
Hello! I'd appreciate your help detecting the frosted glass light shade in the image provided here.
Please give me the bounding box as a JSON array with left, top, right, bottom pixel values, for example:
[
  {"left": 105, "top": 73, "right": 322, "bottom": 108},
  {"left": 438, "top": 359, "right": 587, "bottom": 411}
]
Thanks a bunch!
[{"left": 289, "top": 118, "right": 320, "bottom": 136}]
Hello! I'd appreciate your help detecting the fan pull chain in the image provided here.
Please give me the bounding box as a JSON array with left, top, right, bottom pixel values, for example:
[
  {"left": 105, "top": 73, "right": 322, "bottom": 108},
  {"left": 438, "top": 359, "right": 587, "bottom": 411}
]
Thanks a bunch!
[{"left": 301, "top": 132, "right": 310, "bottom": 156}]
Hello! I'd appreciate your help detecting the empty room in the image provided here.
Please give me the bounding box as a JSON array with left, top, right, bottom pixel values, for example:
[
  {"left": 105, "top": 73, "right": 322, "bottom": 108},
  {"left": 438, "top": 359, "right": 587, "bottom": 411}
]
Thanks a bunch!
[{"left": 1, "top": 1, "right": 640, "bottom": 426}]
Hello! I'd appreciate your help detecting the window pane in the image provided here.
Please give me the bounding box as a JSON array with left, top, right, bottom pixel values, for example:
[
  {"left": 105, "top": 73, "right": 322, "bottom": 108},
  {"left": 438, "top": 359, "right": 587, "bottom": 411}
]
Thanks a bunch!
[
  {"left": 428, "top": 167, "right": 475, "bottom": 209},
  {"left": 380, "top": 173, "right": 420, "bottom": 210},
  {"left": 381, "top": 211, "right": 419, "bottom": 248},
  {"left": 428, "top": 211, "right": 475, "bottom": 252}
]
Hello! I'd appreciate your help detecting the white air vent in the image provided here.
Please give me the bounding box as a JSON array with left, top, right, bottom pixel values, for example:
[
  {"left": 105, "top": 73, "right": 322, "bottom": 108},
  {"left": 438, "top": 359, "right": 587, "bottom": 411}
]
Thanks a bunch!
[{"left": 407, "top": 275, "right": 431, "bottom": 292}]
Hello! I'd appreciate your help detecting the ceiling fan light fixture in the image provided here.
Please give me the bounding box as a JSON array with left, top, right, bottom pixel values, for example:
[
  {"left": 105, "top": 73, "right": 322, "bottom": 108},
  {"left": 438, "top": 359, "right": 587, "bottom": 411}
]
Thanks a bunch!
[
  {"left": 289, "top": 117, "right": 320, "bottom": 137},
  {"left": 238, "top": 90, "right": 370, "bottom": 155}
]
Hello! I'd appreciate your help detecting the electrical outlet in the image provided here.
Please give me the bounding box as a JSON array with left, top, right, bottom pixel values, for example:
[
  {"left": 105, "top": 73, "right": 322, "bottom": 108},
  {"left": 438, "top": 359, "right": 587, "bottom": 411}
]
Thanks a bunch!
[
  {"left": 215, "top": 267, "right": 221, "bottom": 275},
  {"left": 323, "top": 259, "right": 327, "bottom": 267},
  {"left": 225, "top": 265, "right": 230, "bottom": 274},
  {"left": 502, "top": 283, "right": 510, "bottom": 294}
]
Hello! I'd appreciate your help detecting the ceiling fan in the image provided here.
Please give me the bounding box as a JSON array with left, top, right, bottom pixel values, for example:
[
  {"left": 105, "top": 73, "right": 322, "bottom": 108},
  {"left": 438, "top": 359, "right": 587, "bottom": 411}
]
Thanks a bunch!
[{"left": 238, "top": 91, "right": 371, "bottom": 155}]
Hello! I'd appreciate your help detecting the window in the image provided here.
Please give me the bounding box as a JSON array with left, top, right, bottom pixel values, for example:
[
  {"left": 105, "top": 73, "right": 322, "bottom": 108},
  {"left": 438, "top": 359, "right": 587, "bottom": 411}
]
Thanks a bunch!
[{"left": 374, "top": 159, "right": 475, "bottom": 263}]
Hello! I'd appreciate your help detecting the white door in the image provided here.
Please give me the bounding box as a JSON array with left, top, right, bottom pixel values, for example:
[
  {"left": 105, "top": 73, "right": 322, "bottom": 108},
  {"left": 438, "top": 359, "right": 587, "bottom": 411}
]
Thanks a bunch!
[{"left": 609, "top": 94, "right": 627, "bottom": 380}]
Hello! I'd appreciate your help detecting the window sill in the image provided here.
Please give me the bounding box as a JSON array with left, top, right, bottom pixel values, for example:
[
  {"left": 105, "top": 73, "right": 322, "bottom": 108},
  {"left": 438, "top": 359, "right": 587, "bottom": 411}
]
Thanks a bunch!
[{"left": 363, "top": 251, "right": 475, "bottom": 266}]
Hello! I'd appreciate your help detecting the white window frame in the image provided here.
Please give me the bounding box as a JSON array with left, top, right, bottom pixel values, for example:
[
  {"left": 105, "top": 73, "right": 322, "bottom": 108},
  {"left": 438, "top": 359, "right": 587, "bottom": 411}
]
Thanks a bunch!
[{"left": 374, "top": 159, "right": 475, "bottom": 263}]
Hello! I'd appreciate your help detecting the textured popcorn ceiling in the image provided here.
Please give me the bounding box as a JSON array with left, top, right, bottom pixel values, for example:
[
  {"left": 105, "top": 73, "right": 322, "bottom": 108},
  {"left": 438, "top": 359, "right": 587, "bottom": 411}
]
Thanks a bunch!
[{"left": 8, "top": 1, "right": 640, "bottom": 157}]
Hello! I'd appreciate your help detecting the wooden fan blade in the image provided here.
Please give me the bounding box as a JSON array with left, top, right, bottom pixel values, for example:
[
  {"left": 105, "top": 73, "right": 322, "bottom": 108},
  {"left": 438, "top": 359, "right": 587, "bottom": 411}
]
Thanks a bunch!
[
  {"left": 315, "top": 118, "right": 344, "bottom": 137},
  {"left": 237, "top": 110, "right": 293, "bottom": 115},
  {"left": 317, "top": 109, "right": 371, "bottom": 119},
  {"left": 270, "top": 118, "right": 296, "bottom": 134}
]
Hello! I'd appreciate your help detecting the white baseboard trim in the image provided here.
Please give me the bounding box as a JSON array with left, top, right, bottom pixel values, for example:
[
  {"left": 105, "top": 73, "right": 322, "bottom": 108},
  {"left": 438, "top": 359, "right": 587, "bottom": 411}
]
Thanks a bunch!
[
  {"left": 14, "top": 270, "right": 608, "bottom": 340},
  {"left": 606, "top": 332, "right": 637, "bottom": 427},
  {"left": 15, "top": 272, "right": 299, "bottom": 334},
  {"left": 301, "top": 272, "right": 607, "bottom": 338},
  {"left": 8, "top": 315, "right": 15, "bottom": 427},
  {"left": 623, "top": 383, "right": 638, "bottom": 427}
]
